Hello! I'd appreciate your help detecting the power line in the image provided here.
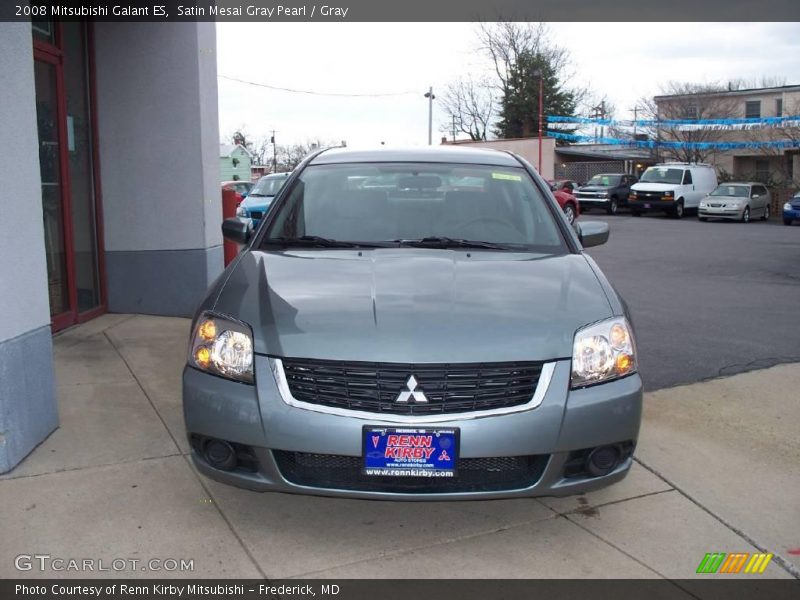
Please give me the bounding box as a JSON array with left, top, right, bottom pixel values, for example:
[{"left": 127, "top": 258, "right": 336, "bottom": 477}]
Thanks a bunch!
[{"left": 218, "top": 74, "right": 417, "bottom": 98}]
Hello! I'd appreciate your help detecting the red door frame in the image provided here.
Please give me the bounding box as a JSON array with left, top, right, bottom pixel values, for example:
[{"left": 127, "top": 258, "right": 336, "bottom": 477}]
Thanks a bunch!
[{"left": 33, "top": 23, "right": 106, "bottom": 331}]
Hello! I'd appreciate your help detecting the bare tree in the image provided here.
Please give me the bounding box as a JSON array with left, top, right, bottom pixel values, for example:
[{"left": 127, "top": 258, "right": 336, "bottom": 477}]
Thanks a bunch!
[
  {"left": 276, "top": 139, "right": 341, "bottom": 172},
  {"left": 439, "top": 78, "right": 494, "bottom": 141},
  {"left": 477, "top": 22, "right": 586, "bottom": 139},
  {"left": 638, "top": 82, "right": 740, "bottom": 163}
]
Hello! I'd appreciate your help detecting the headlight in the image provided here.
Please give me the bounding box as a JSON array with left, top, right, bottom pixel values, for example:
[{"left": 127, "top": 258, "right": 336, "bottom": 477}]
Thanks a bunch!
[
  {"left": 598, "top": 191, "right": 609, "bottom": 198},
  {"left": 235, "top": 205, "right": 247, "bottom": 217},
  {"left": 728, "top": 202, "right": 741, "bottom": 209},
  {"left": 629, "top": 191, "right": 638, "bottom": 199},
  {"left": 662, "top": 191, "right": 674, "bottom": 198},
  {"left": 188, "top": 312, "right": 254, "bottom": 383},
  {"left": 571, "top": 317, "right": 637, "bottom": 388},
  {"left": 785, "top": 203, "right": 793, "bottom": 211}
]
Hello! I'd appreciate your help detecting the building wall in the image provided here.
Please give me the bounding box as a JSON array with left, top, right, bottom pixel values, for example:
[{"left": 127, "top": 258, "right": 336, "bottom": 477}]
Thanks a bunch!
[
  {"left": 220, "top": 147, "right": 252, "bottom": 182},
  {"left": 444, "top": 138, "right": 556, "bottom": 180},
  {"left": 0, "top": 23, "right": 59, "bottom": 473},
  {"left": 94, "top": 23, "right": 223, "bottom": 316}
]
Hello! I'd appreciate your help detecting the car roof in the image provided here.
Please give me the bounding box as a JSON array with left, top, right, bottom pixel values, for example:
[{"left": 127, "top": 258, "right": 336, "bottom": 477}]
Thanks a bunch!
[
  {"left": 260, "top": 172, "right": 290, "bottom": 179},
  {"left": 308, "top": 146, "right": 522, "bottom": 167},
  {"left": 715, "top": 182, "right": 760, "bottom": 186}
]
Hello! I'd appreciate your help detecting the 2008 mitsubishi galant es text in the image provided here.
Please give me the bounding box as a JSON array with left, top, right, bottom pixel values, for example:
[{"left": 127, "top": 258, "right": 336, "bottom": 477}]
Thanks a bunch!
[{"left": 182, "top": 147, "right": 642, "bottom": 500}]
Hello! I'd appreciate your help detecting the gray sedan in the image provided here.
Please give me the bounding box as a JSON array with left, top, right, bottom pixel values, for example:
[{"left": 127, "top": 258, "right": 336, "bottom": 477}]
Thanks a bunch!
[
  {"left": 182, "top": 147, "right": 642, "bottom": 500},
  {"left": 699, "top": 183, "right": 772, "bottom": 222}
]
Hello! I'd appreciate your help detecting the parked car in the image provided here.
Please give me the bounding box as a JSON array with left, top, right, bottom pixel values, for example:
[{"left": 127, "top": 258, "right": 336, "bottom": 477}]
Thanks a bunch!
[
  {"left": 628, "top": 163, "right": 718, "bottom": 218},
  {"left": 183, "top": 146, "right": 642, "bottom": 500},
  {"left": 698, "top": 183, "right": 771, "bottom": 222},
  {"left": 222, "top": 180, "right": 254, "bottom": 199},
  {"left": 783, "top": 191, "right": 800, "bottom": 226},
  {"left": 235, "top": 172, "right": 290, "bottom": 226},
  {"left": 553, "top": 188, "right": 580, "bottom": 224},
  {"left": 550, "top": 179, "right": 581, "bottom": 194},
  {"left": 576, "top": 173, "right": 637, "bottom": 215}
]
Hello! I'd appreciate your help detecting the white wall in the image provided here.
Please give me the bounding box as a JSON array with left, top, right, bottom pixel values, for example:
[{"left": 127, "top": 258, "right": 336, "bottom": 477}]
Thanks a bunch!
[
  {"left": 0, "top": 23, "right": 52, "bottom": 342},
  {"left": 94, "top": 22, "right": 222, "bottom": 253}
]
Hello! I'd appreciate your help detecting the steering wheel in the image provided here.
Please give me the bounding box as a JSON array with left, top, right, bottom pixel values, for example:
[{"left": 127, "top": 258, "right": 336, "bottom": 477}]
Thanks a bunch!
[{"left": 451, "top": 217, "right": 522, "bottom": 237}]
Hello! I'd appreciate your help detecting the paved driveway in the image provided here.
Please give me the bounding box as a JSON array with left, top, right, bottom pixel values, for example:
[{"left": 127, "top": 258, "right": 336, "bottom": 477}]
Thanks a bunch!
[{"left": 584, "top": 214, "right": 800, "bottom": 391}]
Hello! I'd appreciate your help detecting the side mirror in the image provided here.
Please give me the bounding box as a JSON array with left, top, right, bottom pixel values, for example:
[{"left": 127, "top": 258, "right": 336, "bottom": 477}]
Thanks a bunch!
[
  {"left": 222, "top": 217, "right": 253, "bottom": 245},
  {"left": 576, "top": 221, "right": 610, "bottom": 248}
]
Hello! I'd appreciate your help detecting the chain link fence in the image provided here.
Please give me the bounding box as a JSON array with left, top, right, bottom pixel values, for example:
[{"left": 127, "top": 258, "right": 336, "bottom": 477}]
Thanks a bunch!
[{"left": 555, "top": 161, "right": 625, "bottom": 185}]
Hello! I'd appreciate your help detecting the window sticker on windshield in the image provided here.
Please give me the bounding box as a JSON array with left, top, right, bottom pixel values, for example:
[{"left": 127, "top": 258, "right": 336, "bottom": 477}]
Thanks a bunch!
[{"left": 492, "top": 172, "right": 522, "bottom": 181}]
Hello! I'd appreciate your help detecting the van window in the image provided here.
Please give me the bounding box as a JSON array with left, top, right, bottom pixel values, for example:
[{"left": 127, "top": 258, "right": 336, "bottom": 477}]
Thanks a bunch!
[
  {"left": 682, "top": 170, "right": 693, "bottom": 185},
  {"left": 638, "top": 167, "right": 683, "bottom": 184}
]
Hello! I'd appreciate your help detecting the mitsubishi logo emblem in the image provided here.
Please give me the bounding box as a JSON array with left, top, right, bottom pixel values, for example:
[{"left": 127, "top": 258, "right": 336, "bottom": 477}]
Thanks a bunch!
[{"left": 395, "top": 375, "right": 428, "bottom": 404}]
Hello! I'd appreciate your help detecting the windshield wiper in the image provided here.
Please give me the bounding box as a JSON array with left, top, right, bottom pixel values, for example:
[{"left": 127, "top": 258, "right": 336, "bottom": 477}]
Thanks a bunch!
[
  {"left": 394, "top": 237, "right": 517, "bottom": 250},
  {"left": 263, "top": 236, "right": 386, "bottom": 249}
]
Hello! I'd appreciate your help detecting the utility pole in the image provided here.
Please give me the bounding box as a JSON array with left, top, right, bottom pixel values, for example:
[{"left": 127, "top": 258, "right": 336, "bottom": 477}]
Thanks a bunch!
[
  {"left": 533, "top": 69, "right": 544, "bottom": 174},
  {"left": 270, "top": 130, "right": 277, "bottom": 173},
  {"left": 424, "top": 87, "right": 435, "bottom": 145}
]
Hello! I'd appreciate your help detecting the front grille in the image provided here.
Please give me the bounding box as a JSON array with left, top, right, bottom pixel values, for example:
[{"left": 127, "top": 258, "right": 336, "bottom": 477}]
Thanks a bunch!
[
  {"left": 634, "top": 191, "right": 667, "bottom": 201},
  {"left": 280, "top": 358, "right": 545, "bottom": 415},
  {"left": 273, "top": 451, "right": 549, "bottom": 493}
]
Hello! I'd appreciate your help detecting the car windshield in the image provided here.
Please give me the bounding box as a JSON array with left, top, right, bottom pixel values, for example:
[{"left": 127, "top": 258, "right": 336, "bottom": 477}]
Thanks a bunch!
[
  {"left": 250, "top": 175, "right": 287, "bottom": 197},
  {"left": 263, "top": 163, "right": 567, "bottom": 253},
  {"left": 638, "top": 167, "right": 684, "bottom": 184},
  {"left": 710, "top": 185, "right": 749, "bottom": 197},
  {"left": 587, "top": 175, "right": 621, "bottom": 186}
]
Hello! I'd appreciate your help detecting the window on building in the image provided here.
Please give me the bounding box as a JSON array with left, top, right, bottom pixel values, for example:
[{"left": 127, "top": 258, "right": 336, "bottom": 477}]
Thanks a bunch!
[
  {"left": 776, "top": 98, "right": 783, "bottom": 117},
  {"left": 755, "top": 159, "right": 770, "bottom": 182},
  {"left": 745, "top": 101, "right": 761, "bottom": 119},
  {"left": 686, "top": 103, "right": 698, "bottom": 120}
]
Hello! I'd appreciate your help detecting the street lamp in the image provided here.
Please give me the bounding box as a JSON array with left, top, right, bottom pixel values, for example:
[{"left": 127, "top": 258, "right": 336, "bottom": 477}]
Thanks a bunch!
[
  {"left": 424, "top": 86, "right": 435, "bottom": 146},
  {"left": 532, "top": 69, "right": 544, "bottom": 174}
]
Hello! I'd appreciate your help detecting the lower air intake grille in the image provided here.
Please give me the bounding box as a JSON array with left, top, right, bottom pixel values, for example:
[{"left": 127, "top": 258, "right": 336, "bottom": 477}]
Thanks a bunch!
[{"left": 273, "top": 451, "right": 549, "bottom": 493}]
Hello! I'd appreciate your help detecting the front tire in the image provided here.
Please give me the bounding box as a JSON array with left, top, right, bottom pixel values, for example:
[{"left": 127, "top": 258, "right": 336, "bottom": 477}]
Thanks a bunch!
[
  {"left": 698, "top": 216, "right": 708, "bottom": 222},
  {"left": 761, "top": 205, "right": 770, "bottom": 221},
  {"left": 672, "top": 201, "right": 684, "bottom": 219},
  {"left": 784, "top": 218, "right": 793, "bottom": 226},
  {"left": 606, "top": 197, "right": 618, "bottom": 215},
  {"left": 563, "top": 203, "right": 576, "bottom": 224},
  {"left": 632, "top": 210, "right": 642, "bottom": 217},
  {"left": 741, "top": 206, "right": 750, "bottom": 223}
]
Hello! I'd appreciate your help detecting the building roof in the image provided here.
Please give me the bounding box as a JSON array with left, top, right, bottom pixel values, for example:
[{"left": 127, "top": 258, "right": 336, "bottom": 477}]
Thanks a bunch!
[
  {"left": 555, "top": 144, "right": 653, "bottom": 161},
  {"left": 219, "top": 143, "right": 253, "bottom": 158},
  {"left": 654, "top": 84, "right": 800, "bottom": 101},
  {"left": 310, "top": 146, "right": 521, "bottom": 167}
]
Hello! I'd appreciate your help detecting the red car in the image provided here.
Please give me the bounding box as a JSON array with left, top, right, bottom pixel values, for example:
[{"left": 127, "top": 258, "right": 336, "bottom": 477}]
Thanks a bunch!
[{"left": 548, "top": 180, "right": 580, "bottom": 224}]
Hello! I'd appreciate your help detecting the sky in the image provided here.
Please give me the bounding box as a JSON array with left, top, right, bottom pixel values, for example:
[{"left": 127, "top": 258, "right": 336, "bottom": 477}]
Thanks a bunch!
[{"left": 216, "top": 22, "right": 800, "bottom": 152}]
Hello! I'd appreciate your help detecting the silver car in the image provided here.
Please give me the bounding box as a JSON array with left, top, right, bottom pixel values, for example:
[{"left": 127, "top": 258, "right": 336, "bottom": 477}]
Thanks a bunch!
[
  {"left": 182, "top": 147, "right": 643, "bottom": 500},
  {"left": 698, "top": 182, "right": 772, "bottom": 222}
]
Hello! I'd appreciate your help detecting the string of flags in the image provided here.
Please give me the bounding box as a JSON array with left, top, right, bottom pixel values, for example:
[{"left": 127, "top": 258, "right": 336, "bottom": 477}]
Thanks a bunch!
[
  {"left": 547, "top": 114, "right": 800, "bottom": 128},
  {"left": 546, "top": 130, "right": 800, "bottom": 151}
]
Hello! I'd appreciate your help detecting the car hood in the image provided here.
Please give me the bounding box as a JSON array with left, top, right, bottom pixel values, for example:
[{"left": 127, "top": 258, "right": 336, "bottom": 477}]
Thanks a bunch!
[
  {"left": 632, "top": 183, "right": 678, "bottom": 192},
  {"left": 578, "top": 185, "right": 612, "bottom": 192},
  {"left": 705, "top": 195, "right": 744, "bottom": 202},
  {"left": 214, "top": 249, "right": 615, "bottom": 363},
  {"left": 241, "top": 195, "right": 274, "bottom": 210}
]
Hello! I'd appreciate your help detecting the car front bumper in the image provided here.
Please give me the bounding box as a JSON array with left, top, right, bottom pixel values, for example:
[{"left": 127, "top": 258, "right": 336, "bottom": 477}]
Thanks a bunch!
[
  {"left": 183, "top": 358, "right": 643, "bottom": 500},
  {"left": 783, "top": 208, "right": 800, "bottom": 221},
  {"left": 628, "top": 198, "right": 677, "bottom": 212},
  {"left": 699, "top": 206, "right": 745, "bottom": 219}
]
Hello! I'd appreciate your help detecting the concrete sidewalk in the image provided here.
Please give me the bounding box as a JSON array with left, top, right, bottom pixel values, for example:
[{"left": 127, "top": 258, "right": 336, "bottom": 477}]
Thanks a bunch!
[{"left": 1, "top": 314, "right": 797, "bottom": 580}]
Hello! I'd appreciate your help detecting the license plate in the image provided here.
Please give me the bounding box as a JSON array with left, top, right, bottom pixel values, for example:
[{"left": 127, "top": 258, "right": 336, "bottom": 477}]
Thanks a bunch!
[
  {"left": 643, "top": 203, "right": 651, "bottom": 208},
  {"left": 362, "top": 427, "right": 458, "bottom": 477}
]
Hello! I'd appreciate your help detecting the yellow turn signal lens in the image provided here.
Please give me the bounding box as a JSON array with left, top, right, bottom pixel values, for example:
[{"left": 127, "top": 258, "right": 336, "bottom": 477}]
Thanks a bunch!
[
  {"left": 198, "top": 319, "right": 217, "bottom": 342},
  {"left": 615, "top": 353, "right": 634, "bottom": 374},
  {"left": 194, "top": 346, "right": 211, "bottom": 368}
]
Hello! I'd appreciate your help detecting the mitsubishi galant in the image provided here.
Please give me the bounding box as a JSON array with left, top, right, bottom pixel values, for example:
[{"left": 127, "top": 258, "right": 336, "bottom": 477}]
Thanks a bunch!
[{"left": 182, "top": 147, "right": 642, "bottom": 500}]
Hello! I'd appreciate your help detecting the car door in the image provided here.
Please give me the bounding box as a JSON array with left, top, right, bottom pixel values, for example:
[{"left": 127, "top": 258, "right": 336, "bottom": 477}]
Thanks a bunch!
[
  {"left": 751, "top": 185, "right": 767, "bottom": 216},
  {"left": 682, "top": 169, "right": 698, "bottom": 208}
]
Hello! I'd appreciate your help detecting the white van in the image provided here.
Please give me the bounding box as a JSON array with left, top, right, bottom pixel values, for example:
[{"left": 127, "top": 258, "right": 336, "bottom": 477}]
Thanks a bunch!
[{"left": 628, "top": 163, "right": 718, "bottom": 218}]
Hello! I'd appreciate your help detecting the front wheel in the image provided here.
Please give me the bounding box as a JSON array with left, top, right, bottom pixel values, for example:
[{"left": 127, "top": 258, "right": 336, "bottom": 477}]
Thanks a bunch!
[
  {"left": 741, "top": 206, "right": 750, "bottom": 223},
  {"left": 762, "top": 205, "right": 770, "bottom": 221},
  {"left": 632, "top": 210, "right": 642, "bottom": 217},
  {"left": 672, "top": 201, "right": 684, "bottom": 219},
  {"left": 784, "top": 218, "right": 793, "bottom": 226},
  {"left": 563, "top": 203, "right": 576, "bottom": 224},
  {"left": 698, "top": 216, "right": 708, "bottom": 222},
  {"left": 606, "top": 198, "right": 618, "bottom": 215}
]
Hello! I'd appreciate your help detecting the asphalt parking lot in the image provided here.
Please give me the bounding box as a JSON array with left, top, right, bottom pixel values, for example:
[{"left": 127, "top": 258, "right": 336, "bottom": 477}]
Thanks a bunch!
[{"left": 583, "top": 211, "right": 800, "bottom": 391}]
